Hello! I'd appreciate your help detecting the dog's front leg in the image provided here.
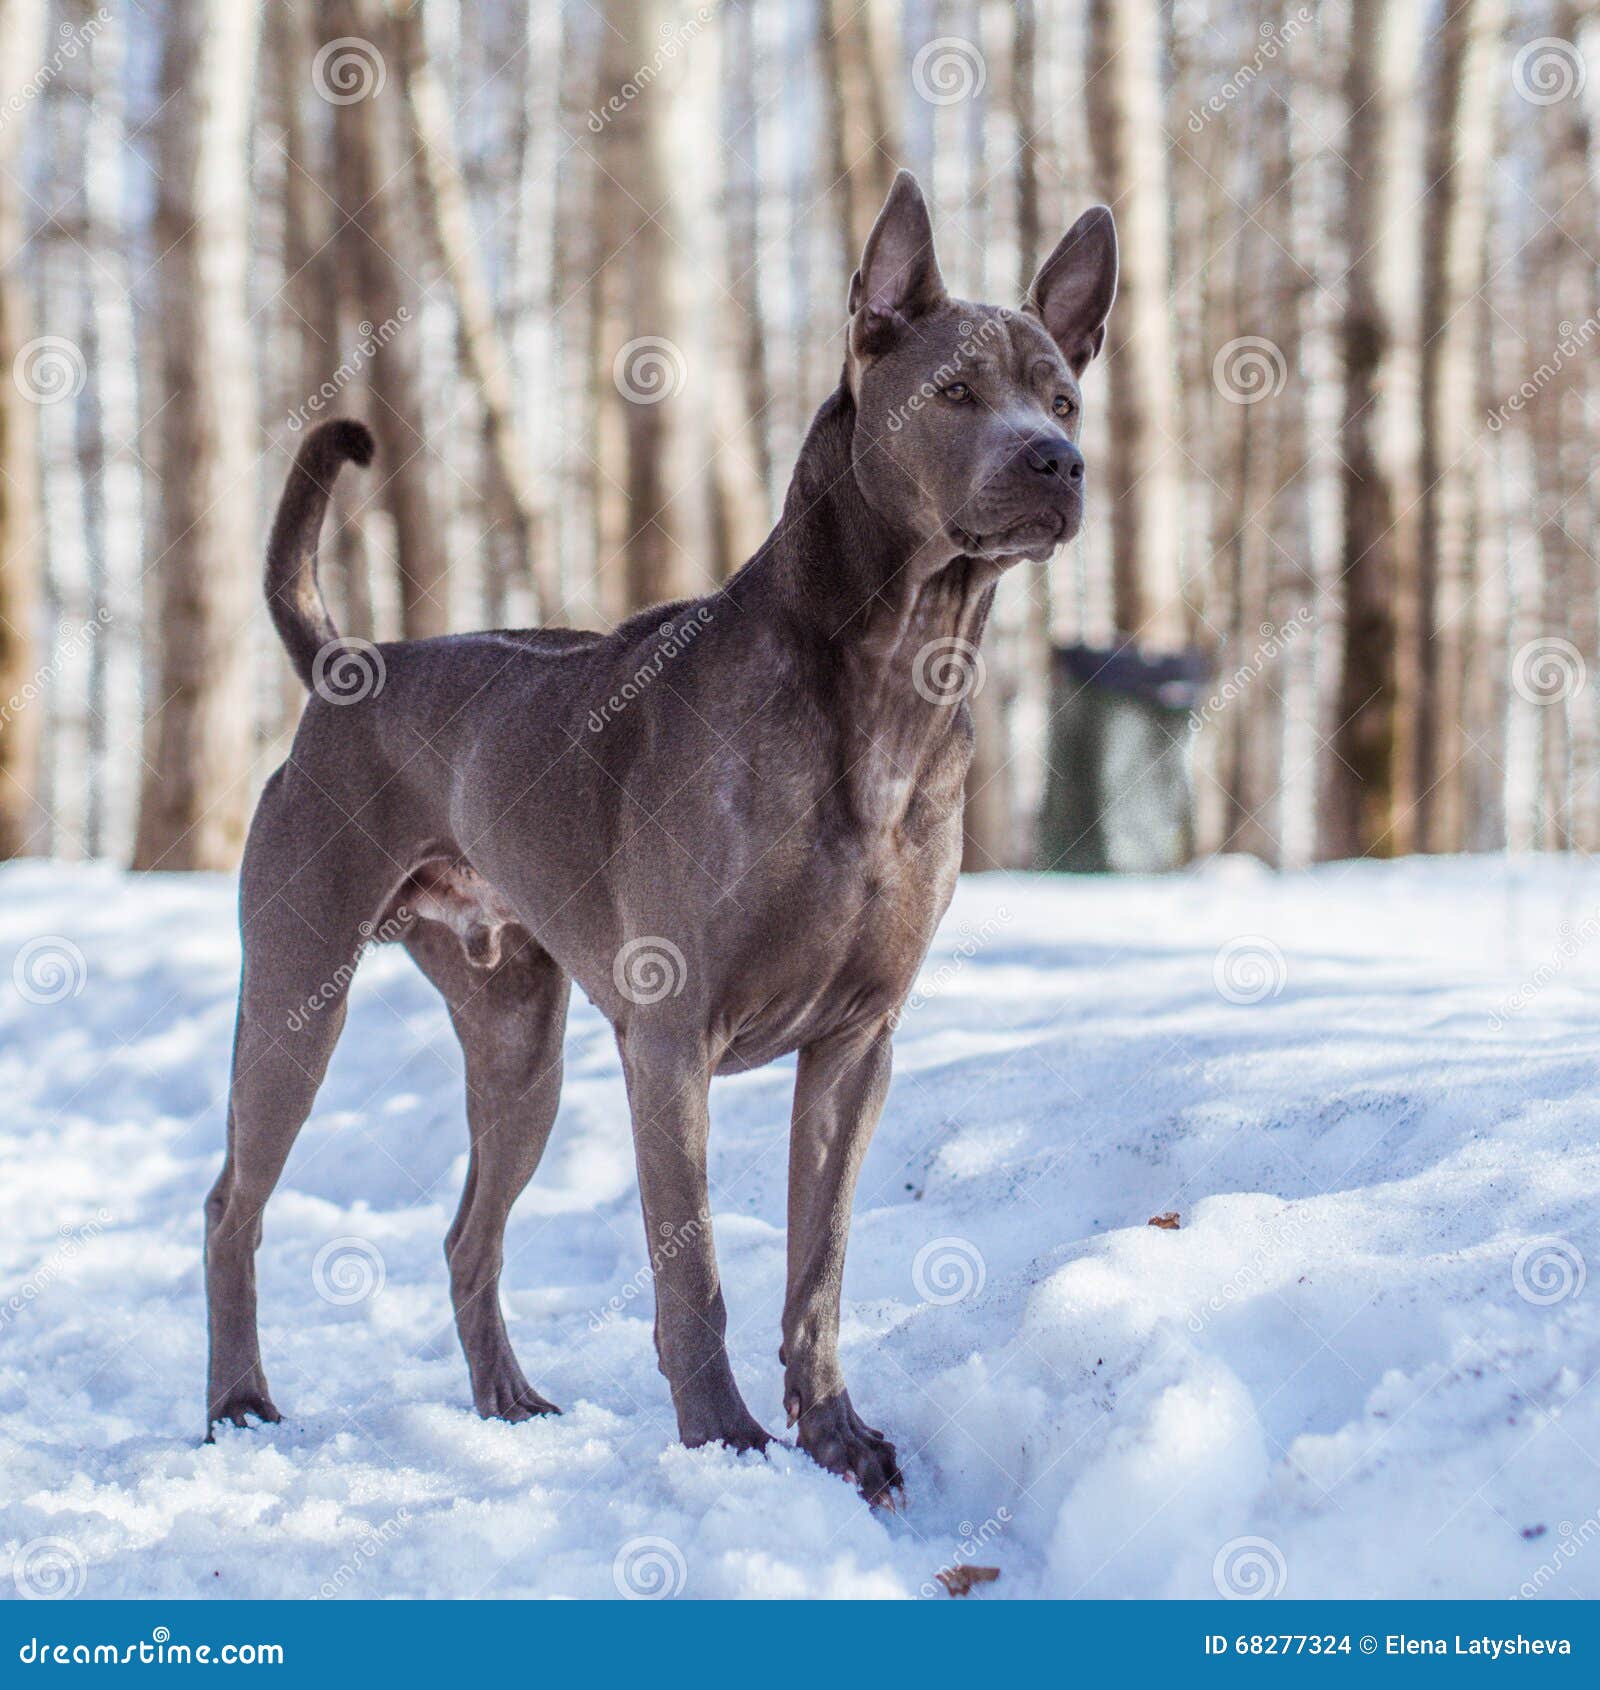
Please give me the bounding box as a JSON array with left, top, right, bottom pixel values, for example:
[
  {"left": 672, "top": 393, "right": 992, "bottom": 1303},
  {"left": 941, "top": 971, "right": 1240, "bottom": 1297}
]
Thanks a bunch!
[
  {"left": 781, "top": 1021, "right": 903, "bottom": 1505},
  {"left": 619, "top": 1028, "right": 771, "bottom": 1454}
]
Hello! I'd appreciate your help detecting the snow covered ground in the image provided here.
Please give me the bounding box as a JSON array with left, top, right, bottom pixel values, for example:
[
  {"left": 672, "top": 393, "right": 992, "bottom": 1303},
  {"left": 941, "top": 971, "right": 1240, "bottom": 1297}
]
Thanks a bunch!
[{"left": 3, "top": 854, "right": 1599, "bottom": 1601}]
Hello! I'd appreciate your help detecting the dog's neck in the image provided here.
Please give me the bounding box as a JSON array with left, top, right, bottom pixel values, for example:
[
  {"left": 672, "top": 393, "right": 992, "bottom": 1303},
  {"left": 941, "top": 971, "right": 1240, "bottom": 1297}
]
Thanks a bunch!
[{"left": 738, "top": 382, "right": 997, "bottom": 824}]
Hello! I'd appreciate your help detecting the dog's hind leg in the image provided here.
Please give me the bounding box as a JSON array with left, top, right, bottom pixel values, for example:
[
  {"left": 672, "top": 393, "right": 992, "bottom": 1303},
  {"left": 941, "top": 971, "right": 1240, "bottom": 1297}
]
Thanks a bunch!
[
  {"left": 205, "top": 779, "right": 399, "bottom": 1434},
  {"left": 404, "top": 920, "right": 570, "bottom": 1419}
]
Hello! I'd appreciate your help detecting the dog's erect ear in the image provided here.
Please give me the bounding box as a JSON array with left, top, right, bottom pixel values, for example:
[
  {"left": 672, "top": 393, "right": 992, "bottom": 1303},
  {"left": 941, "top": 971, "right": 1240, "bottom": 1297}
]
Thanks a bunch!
[
  {"left": 848, "top": 170, "right": 946, "bottom": 357},
  {"left": 1025, "top": 206, "right": 1118, "bottom": 377}
]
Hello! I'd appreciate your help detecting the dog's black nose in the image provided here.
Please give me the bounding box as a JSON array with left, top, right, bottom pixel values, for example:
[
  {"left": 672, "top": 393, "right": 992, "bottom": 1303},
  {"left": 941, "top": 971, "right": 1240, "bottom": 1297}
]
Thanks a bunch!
[{"left": 1021, "top": 433, "right": 1084, "bottom": 482}]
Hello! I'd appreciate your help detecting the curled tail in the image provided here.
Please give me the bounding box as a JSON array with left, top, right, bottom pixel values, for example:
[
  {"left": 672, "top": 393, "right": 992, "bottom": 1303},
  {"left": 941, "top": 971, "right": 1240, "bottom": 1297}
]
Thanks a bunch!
[{"left": 265, "top": 419, "right": 376, "bottom": 688}]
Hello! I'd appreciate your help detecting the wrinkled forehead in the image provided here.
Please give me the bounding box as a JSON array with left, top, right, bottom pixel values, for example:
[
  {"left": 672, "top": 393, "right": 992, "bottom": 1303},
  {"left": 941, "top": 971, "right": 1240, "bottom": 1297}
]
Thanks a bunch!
[{"left": 923, "top": 300, "right": 1073, "bottom": 387}]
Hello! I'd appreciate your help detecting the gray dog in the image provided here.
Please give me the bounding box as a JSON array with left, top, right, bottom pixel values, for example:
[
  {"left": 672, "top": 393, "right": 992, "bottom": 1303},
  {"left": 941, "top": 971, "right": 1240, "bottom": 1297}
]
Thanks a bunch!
[{"left": 206, "top": 171, "right": 1117, "bottom": 1505}]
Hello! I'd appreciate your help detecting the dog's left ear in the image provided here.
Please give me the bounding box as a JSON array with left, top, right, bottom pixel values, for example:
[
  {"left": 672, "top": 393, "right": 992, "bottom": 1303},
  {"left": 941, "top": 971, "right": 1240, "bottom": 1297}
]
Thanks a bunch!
[
  {"left": 849, "top": 170, "right": 947, "bottom": 359},
  {"left": 1025, "top": 206, "right": 1118, "bottom": 377}
]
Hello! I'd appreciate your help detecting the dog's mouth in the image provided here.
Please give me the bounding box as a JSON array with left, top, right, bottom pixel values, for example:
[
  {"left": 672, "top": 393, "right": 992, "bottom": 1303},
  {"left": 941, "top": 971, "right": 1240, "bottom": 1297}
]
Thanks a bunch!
[{"left": 950, "top": 504, "right": 1077, "bottom": 562}]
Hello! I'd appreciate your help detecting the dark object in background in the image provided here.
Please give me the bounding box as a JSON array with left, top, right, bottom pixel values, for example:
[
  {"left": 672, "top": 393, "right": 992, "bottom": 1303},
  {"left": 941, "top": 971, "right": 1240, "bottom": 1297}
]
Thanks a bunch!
[{"left": 1036, "top": 643, "right": 1210, "bottom": 874}]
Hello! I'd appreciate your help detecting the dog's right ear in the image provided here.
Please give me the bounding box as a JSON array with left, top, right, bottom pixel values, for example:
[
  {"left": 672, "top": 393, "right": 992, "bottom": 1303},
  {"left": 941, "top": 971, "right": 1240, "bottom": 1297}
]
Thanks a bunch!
[{"left": 848, "top": 170, "right": 946, "bottom": 359}]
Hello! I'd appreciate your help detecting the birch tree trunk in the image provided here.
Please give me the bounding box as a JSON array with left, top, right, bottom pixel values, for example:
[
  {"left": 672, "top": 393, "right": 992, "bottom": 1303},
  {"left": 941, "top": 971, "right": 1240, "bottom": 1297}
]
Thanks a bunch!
[
  {"left": 1414, "top": 0, "right": 1505, "bottom": 853},
  {"left": 1323, "top": 0, "right": 1411, "bottom": 860},
  {"left": 1084, "top": 0, "right": 1184, "bottom": 648},
  {"left": 132, "top": 0, "right": 260, "bottom": 871},
  {"left": 327, "top": 0, "right": 449, "bottom": 640},
  {"left": 0, "top": 0, "right": 47, "bottom": 858}
]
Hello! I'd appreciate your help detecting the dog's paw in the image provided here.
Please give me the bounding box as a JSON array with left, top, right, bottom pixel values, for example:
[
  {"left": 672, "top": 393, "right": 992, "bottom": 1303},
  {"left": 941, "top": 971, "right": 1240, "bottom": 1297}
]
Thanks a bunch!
[
  {"left": 790, "top": 1389, "right": 904, "bottom": 1509},
  {"left": 205, "top": 1390, "right": 282, "bottom": 1439},
  {"left": 475, "top": 1372, "right": 561, "bottom": 1422}
]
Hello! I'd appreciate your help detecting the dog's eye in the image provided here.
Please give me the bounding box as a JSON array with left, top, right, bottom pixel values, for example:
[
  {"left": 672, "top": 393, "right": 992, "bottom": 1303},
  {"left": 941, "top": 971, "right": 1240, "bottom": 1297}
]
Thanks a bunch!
[
  {"left": 1053, "top": 395, "right": 1076, "bottom": 419},
  {"left": 941, "top": 382, "right": 971, "bottom": 403}
]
